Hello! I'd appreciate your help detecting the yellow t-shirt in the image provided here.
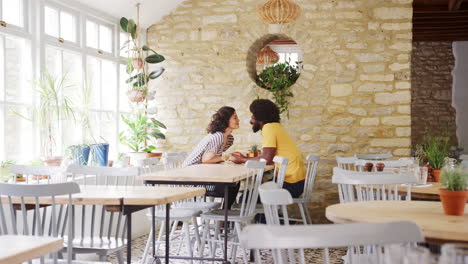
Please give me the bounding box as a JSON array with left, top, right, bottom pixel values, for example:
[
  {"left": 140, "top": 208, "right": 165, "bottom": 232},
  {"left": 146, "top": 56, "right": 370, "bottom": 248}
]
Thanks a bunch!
[{"left": 261, "top": 123, "right": 305, "bottom": 183}]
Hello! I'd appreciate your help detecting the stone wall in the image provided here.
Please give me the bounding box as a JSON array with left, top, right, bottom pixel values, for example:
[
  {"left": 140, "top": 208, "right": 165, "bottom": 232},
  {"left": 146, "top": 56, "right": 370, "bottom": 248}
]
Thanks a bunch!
[
  {"left": 411, "top": 42, "right": 457, "bottom": 147},
  {"left": 147, "top": 0, "right": 413, "bottom": 223}
]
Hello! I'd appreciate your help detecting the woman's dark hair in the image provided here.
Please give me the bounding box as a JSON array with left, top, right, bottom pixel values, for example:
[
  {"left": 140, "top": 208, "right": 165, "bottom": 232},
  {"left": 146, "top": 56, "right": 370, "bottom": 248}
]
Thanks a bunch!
[
  {"left": 249, "top": 99, "right": 280, "bottom": 124},
  {"left": 207, "top": 106, "right": 236, "bottom": 134}
]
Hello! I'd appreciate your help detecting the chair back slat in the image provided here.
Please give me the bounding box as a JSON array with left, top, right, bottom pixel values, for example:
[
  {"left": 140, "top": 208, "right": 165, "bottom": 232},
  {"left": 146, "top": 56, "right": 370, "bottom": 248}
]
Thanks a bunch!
[
  {"left": 272, "top": 156, "right": 289, "bottom": 188},
  {"left": 239, "top": 160, "right": 266, "bottom": 218},
  {"left": 303, "top": 154, "right": 320, "bottom": 201},
  {"left": 336, "top": 156, "right": 357, "bottom": 171}
]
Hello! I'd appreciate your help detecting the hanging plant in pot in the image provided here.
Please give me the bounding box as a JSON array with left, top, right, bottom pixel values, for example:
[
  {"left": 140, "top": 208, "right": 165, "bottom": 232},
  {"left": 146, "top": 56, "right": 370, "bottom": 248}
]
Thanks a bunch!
[
  {"left": 119, "top": 113, "right": 166, "bottom": 165},
  {"left": 256, "top": 60, "right": 300, "bottom": 118},
  {"left": 439, "top": 167, "right": 468, "bottom": 216},
  {"left": 423, "top": 134, "right": 450, "bottom": 182},
  {"left": 120, "top": 13, "right": 165, "bottom": 103}
]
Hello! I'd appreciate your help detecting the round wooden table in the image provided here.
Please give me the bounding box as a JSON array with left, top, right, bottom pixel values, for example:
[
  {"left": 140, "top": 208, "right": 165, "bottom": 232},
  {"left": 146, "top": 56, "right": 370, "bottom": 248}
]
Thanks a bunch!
[
  {"left": 398, "top": 182, "right": 441, "bottom": 200},
  {"left": 326, "top": 201, "right": 468, "bottom": 244}
]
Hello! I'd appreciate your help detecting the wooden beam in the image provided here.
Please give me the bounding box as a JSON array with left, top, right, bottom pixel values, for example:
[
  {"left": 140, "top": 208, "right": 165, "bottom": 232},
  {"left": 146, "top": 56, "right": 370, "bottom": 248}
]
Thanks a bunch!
[{"left": 449, "top": 0, "right": 464, "bottom": 11}]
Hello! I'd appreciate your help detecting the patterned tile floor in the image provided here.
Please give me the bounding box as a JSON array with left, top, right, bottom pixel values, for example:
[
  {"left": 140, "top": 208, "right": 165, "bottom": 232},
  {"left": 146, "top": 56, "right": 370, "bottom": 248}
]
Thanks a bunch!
[{"left": 107, "top": 233, "right": 346, "bottom": 263}]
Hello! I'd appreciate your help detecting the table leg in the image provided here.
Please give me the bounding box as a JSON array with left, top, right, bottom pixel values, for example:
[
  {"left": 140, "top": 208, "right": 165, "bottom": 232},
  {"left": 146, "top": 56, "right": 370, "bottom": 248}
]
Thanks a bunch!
[
  {"left": 126, "top": 213, "right": 132, "bottom": 264},
  {"left": 152, "top": 206, "right": 156, "bottom": 257},
  {"left": 165, "top": 203, "right": 170, "bottom": 264},
  {"left": 224, "top": 184, "right": 230, "bottom": 264}
]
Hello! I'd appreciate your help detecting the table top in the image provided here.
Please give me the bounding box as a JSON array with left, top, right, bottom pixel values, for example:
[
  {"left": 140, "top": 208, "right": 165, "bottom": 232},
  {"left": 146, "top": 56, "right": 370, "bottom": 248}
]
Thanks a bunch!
[
  {"left": 2, "top": 185, "right": 206, "bottom": 206},
  {"left": 398, "top": 182, "right": 441, "bottom": 200},
  {"left": 0, "top": 235, "right": 63, "bottom": 264},
  {"left": 138, "top": 163, "right": 274, "bottom": 183},
  {"left": 326, "top": 201, "right": 468, "bottom": 243}
]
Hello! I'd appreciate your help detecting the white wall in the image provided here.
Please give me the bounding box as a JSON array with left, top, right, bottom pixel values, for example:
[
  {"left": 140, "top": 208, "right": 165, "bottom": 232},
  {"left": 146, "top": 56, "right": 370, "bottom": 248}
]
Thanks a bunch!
[{"left": 452, "top": 41, "right": 468, "bottom": 149}]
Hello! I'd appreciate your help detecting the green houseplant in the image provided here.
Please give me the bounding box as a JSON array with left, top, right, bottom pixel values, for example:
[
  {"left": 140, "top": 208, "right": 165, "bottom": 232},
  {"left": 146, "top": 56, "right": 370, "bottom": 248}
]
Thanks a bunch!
[
  {"left": 0, "top": 160, "right": 15, "bottom": 182},
  {"left": 423, "top": 134, "right": 450, "bottom": 182},
  {"left": 119, "top": 113, "right": 166, "bottom": 164},
  {"left": 256, "top": 61, "right": 300, "bottom": 117},
  {"left": 440, "top": 167, "right": 468, "bottom": 216},
  {"left": 120, "top": 16, "right": 165, "bottom": 103},
  {"left": 14, "top": 71, "right": 75, "bottom": 165}
]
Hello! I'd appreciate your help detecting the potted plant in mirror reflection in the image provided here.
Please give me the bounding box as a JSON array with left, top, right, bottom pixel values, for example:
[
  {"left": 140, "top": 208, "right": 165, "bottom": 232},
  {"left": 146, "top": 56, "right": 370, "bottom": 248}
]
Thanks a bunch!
[
  {"left": 256, "top": 60, "right": 301, "bottom": 118},
  {"left": 440, "top": 167, "right": 468, "bottom": 216},
  {"left": 12, "top": 71, "right": 76, "bottom": 166},
  {"left": 119, "top": 113, "right": 166, "bottom": 165},
  {"left": 0, "top": 160, "right": 15, "bottom": 183},
  {"left": 120, "top": 16, "right": 166, "bottom": 103},
  {"left": 423, "top": 133, "right": 450, "bottom": 182}
]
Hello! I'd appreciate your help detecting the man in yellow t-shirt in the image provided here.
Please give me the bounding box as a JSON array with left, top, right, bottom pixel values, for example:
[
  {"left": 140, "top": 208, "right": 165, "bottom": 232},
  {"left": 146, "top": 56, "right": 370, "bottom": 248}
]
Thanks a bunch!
[{"left": 231, "top": 99, "right": 306, "bottom": 198}]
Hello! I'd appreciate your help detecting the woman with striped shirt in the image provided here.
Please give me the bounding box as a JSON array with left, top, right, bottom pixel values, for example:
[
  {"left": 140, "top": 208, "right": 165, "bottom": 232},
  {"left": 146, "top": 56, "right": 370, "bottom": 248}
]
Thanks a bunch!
[{"left": 183, "top": 106, "right": 240, "bottom": 208}]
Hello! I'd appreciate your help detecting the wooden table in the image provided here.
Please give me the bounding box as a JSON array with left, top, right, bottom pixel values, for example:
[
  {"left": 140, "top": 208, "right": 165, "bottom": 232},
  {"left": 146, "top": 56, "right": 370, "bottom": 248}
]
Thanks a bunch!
[
  {"left": 2, "top": 185, "right": 205, "bottom": 264},
  {"left": 138, "top": 163, "right": 273, "bottom": 264},
  {"left": 326, "top": 201, "right": 468, "bottom": 244},
  {"left": 398, "top": 182, "right": 441, "bottom": 200},
  {"left": 0, "top": 235, "right": 63, "bottom": 264}
]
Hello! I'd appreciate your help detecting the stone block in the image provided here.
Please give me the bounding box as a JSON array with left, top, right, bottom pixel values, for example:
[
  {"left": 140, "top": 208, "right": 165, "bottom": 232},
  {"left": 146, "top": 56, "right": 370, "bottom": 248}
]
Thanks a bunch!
[
  {"left": 373, "top": 7, "right": 412, "bottom": 20},
  {"left": 347, "top": 107, "right": 367, "bottom": 116},
  {"left": 202, "top": 14, "right": 237, "bottom": 25},
  {"left": 370, "top": 138, "right": 411, "bottom": 147},
  {"left": 318, "top": 134, "right": 337, "bottom": 143},
  {"left": 327, "top": 144, "right": 352, "bottom": 154},
  {"left": 354, "top": 53, "right": 384, "bottom": 62},
  {"left": 382, "top": 116, "right": 411, "bottom": 126},
  {"left": 389, "top": 62, "right": 410, "bottom": 71},
  {"left": 360, "top": 118, "right": 380, "bottom": 126},
  {"left": 396, "top": 127, "right": 411, "bottom": 137},
  {"left": 375, "top": 91, "right": 411, "bottom": 105},
  {"left": 371, "top": 107, "right": 394, "bottom": 116},
  {"left": 360, "top": 74, "right": 394, "bottom": 82},
  {"left": 397, "top": 105, "right": 411, "bottom": 114},
  {"left": 393, "top": 148, "right": 411, "bottom": 156},
  {"left": 300, "top": 134, "right": 313, "bottom": 141},
  {"left": 330, "top": 84, "right": 352, "bottom": 97},
  {"left": 381, "top": 23, "right": 412, "bottom": 30},
  {"left": 358, "top": 83, "right": 393, "bottom": 92},
  {"left": 334, "top": 117, "right": 356, "bottom": 126},
  {"left": 395, "top": 81, "right": 411, "bottom": 89},
  {"left": 363, "top": 64, "right": 385, "bottom": 73}
]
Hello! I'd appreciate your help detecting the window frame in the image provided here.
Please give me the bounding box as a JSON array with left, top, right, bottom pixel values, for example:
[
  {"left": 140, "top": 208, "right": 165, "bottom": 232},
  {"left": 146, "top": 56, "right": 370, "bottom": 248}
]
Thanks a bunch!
[{"left": 0, "top": 0, "right": 30, "bottom": 34}]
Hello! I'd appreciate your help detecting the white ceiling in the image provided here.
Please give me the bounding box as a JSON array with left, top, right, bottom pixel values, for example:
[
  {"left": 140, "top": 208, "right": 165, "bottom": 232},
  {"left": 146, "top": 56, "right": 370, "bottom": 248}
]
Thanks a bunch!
[{"left": 72, "top": 0, "right": 185, "bottom": 28}]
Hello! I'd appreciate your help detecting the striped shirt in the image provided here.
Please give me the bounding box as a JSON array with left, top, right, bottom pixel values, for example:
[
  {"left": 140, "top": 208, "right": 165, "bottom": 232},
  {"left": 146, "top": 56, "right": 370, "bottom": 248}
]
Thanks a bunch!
[{"left": 183, "top": 132, "right": 234, "bottom": 167}]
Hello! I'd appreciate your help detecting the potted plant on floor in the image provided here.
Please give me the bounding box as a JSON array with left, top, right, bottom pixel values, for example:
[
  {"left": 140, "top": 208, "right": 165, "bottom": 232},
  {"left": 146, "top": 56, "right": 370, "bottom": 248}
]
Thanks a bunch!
[
  {"left": 439, "top": 167, "right": 468, "bottom": 216},
  {"left": 120, "top": 10, "right": 166, "bottom": 103},
  {"left": 13, "top": 71, "right": 76, "bottom": 166},
  {"left": 119, "top": 113, "right": 166, "bottom": 165},
  {"left": 424, "top": 134, "right": 450, "bottom": 182}
]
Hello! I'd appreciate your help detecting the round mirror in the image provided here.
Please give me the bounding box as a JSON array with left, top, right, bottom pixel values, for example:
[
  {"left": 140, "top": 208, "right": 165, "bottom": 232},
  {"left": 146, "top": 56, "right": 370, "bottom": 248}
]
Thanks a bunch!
[{"left": 255, "top": 39, "right": 303, "bottom": 90}]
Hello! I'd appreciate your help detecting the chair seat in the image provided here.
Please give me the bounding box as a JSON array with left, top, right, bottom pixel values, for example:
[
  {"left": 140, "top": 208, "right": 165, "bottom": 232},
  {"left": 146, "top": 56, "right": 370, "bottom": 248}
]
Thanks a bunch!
[
  {"left": 201, "top": 209, "right": 254, "bottom": 222},
  {"left": 146, "top": 208, "right": 202, "bottom": 220},
  {"left": 175, "top": 201, "right": 221, "bottom": 212},
  {"left": 64, "top": 237, "right": 126, "bottom": 251}
]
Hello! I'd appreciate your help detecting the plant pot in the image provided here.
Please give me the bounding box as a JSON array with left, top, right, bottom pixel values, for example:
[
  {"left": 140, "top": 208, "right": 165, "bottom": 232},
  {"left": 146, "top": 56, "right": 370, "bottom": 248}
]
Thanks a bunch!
[
  {"left": 43, "top": 156, "right": 63, "bottom": 166},
  {"left": 127, "top": 90, "right": 146, "bottom": 103},
  {"left": 91, "top": 143, "right": 109, "bottom": 167},
  {"left": 433, "top": 169, "right": 442, "bottom": 182},
  {"left": 439, "top": 189, "right": 468, "bottom": 216},
  {"left": 128, "top": 152, "right": 148, "bottom": 166},
  {"left": 69, "top": 145, "right": 91, "bottom": 165},
  {"left": 146, "top": 152, "right": 162, "bottom": 158},
  {"left": 132, "top": 58, "right": 144, "bottom": 69}
]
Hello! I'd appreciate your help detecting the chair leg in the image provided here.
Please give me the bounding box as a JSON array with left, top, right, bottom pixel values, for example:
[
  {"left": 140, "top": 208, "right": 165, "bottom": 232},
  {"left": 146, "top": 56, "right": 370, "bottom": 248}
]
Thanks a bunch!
[
  {"left": 234, "top": 222, "right": 248, "bottom": 264},
  {"left": 183, "top": 221, "right": 194, "bottom": 264},
  {"left": 116, "top": 250, "right": 124, "bottom": 264},
  {"left": 211, "top": 220, "right": 220, "bottom": 257},
  {"left": 298, "top": 203, "right": 308, "bottom": 224},
  {"left": 303, "top": 202, "right": 313, "bottom": 224},
  {"left": 155, "top": 220, "right": 165, "bottom": 254},
  {"left": 141, "top": 228, "right": 153, "bottom": 264},
  {"left": 199, "top": 218, "right": 210, "bottom": 258},
  {"left": 192, "top": 217, "right": 201, "bottom": 253}
]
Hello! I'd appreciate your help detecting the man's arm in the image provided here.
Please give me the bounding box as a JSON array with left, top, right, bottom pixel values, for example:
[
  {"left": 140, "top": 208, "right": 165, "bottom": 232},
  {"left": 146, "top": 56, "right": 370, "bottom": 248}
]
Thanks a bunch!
[{"left": 231, "top": 147, "right": 276, "bottom": 165}]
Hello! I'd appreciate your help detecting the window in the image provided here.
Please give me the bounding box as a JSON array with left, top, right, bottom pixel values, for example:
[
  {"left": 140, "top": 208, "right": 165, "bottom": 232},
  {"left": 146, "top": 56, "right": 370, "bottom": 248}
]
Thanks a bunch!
[
  {"left": 0, "top": 0, "right": 25, "bottom": 29},
  {"left": 0, "top": 33, "right": 34, "bottom": 161},
  {"left": 0, "top": 0, "right": 128, "bottom": 162},
  {"left": 86, "top": 19, "right": 114, "bottom": 54},
  {"left": 44, "top": 5, "right": 78, "bottom": 44}
]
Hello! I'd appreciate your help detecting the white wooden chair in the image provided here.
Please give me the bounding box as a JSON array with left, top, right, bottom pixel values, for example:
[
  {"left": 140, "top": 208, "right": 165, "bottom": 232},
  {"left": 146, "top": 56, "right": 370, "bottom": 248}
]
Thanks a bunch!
[
  {"left": 141, "top": 154, "right": 204, "bottom": 264},
  {"left": 271, "top": 156, "right": 289, "bottom": 188},
  {"left": 332, "top": 167, "right": 417, "bottom": 203},
  {"left": 355, "top": 152, "right": 393, "bottom": 160},
  {"left": 200, "top": 160, "right": 266, "bottom": 263},
  {"left": 66, "top": 165, "right": 139, "bottom": 263},
  {"left": 336, "top": 156, "right": 358, "bottom": 171},
  {"left": 290, "top": 154, "right": 319, "bottom": 224},
  {"left": 355, "top": 159, "right": 415, "bottom": 172},
  {"left": 240, "top": 221, "right": 424, "bottom": 264},
  {"left": 0, "top": 182, "right": 80, "bottom": 263},
  {"left": 9, "top": 165, "right": 67, "bottom": 184}
]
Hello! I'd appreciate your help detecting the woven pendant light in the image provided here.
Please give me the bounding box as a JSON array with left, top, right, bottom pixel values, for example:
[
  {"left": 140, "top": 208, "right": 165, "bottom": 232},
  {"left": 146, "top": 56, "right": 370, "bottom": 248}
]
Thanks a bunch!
[
  {"left": 257, "top": 0, "right": 302, "bottom": 24},
  {"left": 256, "top": 46, "right": 280, "bottom": 66}
]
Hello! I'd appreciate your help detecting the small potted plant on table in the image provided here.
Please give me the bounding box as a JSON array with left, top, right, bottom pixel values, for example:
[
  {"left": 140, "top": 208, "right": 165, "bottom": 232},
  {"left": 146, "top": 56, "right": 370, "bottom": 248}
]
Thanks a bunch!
[
  {"left": 424, "top": 135, "right": 450, "bottom": 182},
  {"left": 439, "top": 167, "right": 468, "bottom": 216},
  {"left": 119, "top": 113, "right": 166, "bottom": 165}
]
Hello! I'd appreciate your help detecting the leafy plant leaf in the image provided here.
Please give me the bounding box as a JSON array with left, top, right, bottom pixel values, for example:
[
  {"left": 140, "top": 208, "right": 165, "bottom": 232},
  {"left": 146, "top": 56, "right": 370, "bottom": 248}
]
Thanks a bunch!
[
  {"left": 145, "top": 54, "right": 165, "bottom": 64},
  {"left": 148, "top": 68, "right": 165, "bottom": 79},
  {"left": 127, "top": 19, "right": 136, "bottom": 39},
  {"left": 120, "top": 17, "right": 128, "bottom": 32}
]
